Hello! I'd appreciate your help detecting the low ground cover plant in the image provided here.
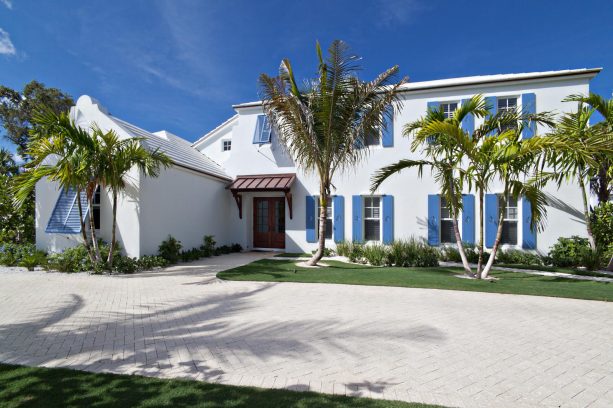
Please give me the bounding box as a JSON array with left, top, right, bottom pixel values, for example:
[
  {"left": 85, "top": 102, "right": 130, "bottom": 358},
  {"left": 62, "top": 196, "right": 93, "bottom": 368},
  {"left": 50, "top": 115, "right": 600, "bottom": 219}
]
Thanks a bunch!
[{"left": 335, "top": 238, "right": 439, "bottom": 267}]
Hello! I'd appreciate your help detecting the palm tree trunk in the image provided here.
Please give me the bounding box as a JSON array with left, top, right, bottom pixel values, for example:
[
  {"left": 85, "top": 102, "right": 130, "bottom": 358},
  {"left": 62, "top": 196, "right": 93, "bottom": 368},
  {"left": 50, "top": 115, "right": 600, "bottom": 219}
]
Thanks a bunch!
[
  {"left": 308, "top": 190, "right": 328, "bottom": 266},
  {"left": 481, "top": 195, "right": 506, "bottom": 279},
  {"left": 579, "top": 176, "right": 596, "bottom": 250},
  {"left": 447, "top": 180, "right": 472, "bottom": 276},
  {"left": 107, "top": 190, "right": 118, "bottom": 267},
  {"left": 476, "top": 188, "right": 485, "bottom": 278},
  {"left": 87, "top": 192, "right": 101, "bottom": 263},
  {"left": 76, "top": 188, "right": 95, "bottom": 263}
]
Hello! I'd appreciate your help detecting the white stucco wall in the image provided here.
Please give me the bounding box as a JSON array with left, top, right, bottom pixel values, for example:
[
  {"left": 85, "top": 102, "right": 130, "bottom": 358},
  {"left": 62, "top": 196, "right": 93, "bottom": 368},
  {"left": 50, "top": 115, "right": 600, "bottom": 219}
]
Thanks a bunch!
[
  {"left": 196, "top": 72, "right": 594, "bottom": 255},
  {"left": 138, "top": 165, "right": 232, "bottom": 256}
]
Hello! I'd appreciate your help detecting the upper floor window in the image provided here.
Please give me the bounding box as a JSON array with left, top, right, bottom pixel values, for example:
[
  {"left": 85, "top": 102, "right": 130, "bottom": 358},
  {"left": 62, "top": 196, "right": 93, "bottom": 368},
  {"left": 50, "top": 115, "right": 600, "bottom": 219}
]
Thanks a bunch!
[
  {"left": 93, "top": 186, "right": 101, "bottom": 230},
  {"left": 497, "top": 97, "right": 517, "bottom": 113},
  {"left": 253, "top": 115, "right": 273, "bottom": 144},
  {"left": 364, "top": 196, "right": 381, "bottom": 241},
  {"left": 441, "top": 102, "right": 458, "bottom": 119},
  {"left": 317, "top": 199, "right": 333, "bottom": 240},
  {"left": 500, "top": 194, "right": 518, "bottom": 245},
  {"left": 440, "top": 196, "right": 455, "bottom": 243},
  {"left": 364, "top": 130, "right": 380, "bottom": 147},
  {"left": 222, "top": 140, "right": 232, "bottom": 151}
]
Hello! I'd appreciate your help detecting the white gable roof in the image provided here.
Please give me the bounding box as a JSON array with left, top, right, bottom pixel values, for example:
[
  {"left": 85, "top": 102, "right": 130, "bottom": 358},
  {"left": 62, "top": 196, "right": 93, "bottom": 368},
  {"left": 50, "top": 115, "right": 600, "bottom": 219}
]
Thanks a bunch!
[{"left": 74, "top": 96, "right": 231, "bottom": 181}]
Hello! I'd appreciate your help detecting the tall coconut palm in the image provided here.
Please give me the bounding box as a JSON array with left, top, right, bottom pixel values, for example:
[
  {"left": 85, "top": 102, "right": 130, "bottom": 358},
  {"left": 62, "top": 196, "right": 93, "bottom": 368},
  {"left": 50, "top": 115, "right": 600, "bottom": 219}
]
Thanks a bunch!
[
  {"left": 259, "top": 40, "right": 407, "bottom": 266},
  {"left": 97, "top": 128, "right": 170, "bottom": 266},
  {"left": 371, "top": 95, "right": 489, "bottom": 276},
  {"left": 14, "top": 109, "right": 97, "bottom": 262},
  {"left": 0, "top": 148, "right": 18, "bottom": 175},
  {"left": 565, "top": 93, "right": 613, "bottom": 204}
]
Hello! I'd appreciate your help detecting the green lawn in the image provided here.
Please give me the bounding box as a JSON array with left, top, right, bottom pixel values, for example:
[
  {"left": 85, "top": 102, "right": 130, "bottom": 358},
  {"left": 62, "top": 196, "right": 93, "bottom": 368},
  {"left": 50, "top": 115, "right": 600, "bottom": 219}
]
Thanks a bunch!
[
  {"left": 0, "top": 363, "right": 441, "bottom": 408},
  {"left": 218, "top": 259, "right": 613, "bottom": 302},
  {"left": 494, "top": 263, "right": 612, "bottom": 278}
]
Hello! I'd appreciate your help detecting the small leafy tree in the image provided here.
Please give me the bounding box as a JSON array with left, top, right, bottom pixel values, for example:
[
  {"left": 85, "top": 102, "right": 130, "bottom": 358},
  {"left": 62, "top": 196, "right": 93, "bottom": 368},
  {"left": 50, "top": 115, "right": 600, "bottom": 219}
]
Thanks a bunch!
[{"left": 259, "top": 40, "right": 407, "bottom": 266}]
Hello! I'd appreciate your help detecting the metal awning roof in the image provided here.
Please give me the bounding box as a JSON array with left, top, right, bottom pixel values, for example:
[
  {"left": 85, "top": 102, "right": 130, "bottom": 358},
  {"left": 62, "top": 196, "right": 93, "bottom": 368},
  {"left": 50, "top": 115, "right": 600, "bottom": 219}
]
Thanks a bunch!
[{"left": 227, "top": 173, "right": 296, "bottom": 192}]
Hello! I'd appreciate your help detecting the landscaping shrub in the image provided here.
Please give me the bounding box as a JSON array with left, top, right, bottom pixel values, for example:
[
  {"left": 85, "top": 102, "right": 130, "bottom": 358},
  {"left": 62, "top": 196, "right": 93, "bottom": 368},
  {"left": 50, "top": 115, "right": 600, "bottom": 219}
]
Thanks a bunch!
[
  {"left": 592, "top": 202, "right": 613, "bottom": 251},
  {"left": 113, "top": 256, "right": 139, "bottom": 274},
  {"left": 201, "top": 235, "right": 216, "bottom": 257},
  {"left": 158, "top": 235, "right": 182, "bottom": 263},
  {"left": 438, "top": 243, "right": 480, "bottom": 264},
  {"left": 231, "top": 243, "right": 243, "bottom": 252},
  {"left": 18, "top": 250, "right": 47, "bottom": 271},
  {"left": 137, "top": 255, "right": 168, "bottom": 270},
  {"left": 0, "top": 243, "right": 40, "bottom": 266},
  {"left": 362, "top": 243, "right": 388, "bottom": 266},
  {"left": 311, "top": 247, "right": 335, "bottom": 257},
  {"left": 347, "top": 242, "right": 365, "bottom": 263},
  {"left": 335, "top": 241, "right": 351, "bottom": 257},
  {"left": 181, "top": 248, "right": 203, "bottom": 262},
  {"left": 581, "top": 248, "right": 603, "bottom": 271},
  {"left": 549, "top": 236, "right": 591, "bottom": 268},
  {"left": 495, "top": 249, "right": 543, "bottom": 266}
]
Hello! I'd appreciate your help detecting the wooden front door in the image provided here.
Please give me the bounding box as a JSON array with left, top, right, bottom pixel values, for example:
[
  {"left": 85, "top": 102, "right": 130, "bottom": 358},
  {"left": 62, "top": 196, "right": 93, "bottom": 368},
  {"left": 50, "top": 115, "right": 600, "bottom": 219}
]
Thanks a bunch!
[{"left": 253, "top": 197, "right": 285, "bottom": 249}]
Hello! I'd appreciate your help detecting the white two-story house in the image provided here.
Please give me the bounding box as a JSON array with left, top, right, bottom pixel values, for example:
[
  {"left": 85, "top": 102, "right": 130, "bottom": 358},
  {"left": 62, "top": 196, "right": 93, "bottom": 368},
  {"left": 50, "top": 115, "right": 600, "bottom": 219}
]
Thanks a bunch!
[{"left": 36, "top": 68, "right": 601, "bottom": 257}]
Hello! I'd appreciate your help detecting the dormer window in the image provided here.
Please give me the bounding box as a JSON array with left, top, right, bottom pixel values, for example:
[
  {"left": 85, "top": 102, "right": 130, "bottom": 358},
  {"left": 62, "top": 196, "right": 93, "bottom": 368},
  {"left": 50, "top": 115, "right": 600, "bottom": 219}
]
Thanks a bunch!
[{"left": 253, "top": 115, "right": 273, "bottom": 144}]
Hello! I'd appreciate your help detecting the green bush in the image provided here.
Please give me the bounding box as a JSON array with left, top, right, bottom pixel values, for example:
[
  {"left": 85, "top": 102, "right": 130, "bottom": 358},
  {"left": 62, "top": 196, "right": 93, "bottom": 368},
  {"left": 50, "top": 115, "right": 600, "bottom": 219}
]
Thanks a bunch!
[
  {"left": 113, "top": 256, "right": 139, "bottom": 274},
  {"left": 495, "top": 249, "right": 543, "bottom": 266},
  {"left": 438, "top": 243, "right": 481, "bottom": 264},
  {"left": 201, "top": 235, "right": 216, "bottom": 257},
  {"left": 18, "top": 250, "right": 47, "bottom": 271},
  {"left": 231, "top": 243, "right": 243, "bottom": 252},
  {"left": 362, "top": 243, "right": 388, "bottom": 266},
  {"left": 592, "top": 202, "right": 613, "bottom": 251},
  {"left": 549, "top": 236, "right": 591, "bottom": 268},
  {"left": 347, "top": 242, "right": 365, "bottom": 263},
  {"left": 0, "top": 243, "right": 40, "bottom": 266},
  {"left": 581, "top": 248, "right": 603, "bottom": 271},
  {"left": 311, "top": 247, "right": 335, "bottom": 257},
  {"left": 158, "top": 235, "right": 182, "bottom": 264},
  {"left": 335, "top": 241, "right": 351, "bottom": 257},
  {"left": 137, "top": 255, "right": 168, "bottom": 270}
]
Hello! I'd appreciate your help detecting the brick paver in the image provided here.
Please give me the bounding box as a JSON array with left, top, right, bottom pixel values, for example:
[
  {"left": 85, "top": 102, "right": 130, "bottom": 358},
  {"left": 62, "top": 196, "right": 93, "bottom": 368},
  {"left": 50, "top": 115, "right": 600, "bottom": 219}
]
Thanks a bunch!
[{"left": 1, "top": 252, "right": 612, "bottom": 408}]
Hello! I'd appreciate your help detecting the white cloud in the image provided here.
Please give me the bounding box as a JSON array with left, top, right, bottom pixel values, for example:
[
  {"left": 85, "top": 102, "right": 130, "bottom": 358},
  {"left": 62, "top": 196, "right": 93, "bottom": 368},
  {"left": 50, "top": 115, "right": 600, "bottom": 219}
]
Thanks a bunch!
[
  {"left": 0, "top": 28, "right": 16, "bottom": 55},
  {"left": 0, "top": 0, "right": 12, "bottom": 10}
]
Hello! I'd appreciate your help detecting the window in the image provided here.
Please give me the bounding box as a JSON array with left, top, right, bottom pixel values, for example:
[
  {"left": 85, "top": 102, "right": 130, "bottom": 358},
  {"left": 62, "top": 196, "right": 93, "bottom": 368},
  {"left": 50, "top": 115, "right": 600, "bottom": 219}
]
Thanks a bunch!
[
  {"left": 441, "top": 102, "right": 458, "bottom": 119},
  {"left": 93, "top": 186, "right": 101, "bottom": 230},
  {"left": 222, "top": 140, "right": 231, "bottom": 151},
  {"left": 317, "top": 199, "right": 333, "bottom": 240},
  {"left": 500, "top": 194, "right": 518, "bottom": 245},
  {"left": 253, "top": 115, "right": 273, "bottom": 144},
  {"left": 440, "top": 197, "right": 455, "bottom": 243},
  {"left": 364, "top": 130, "right": 380, "bottom": 146},
  {"left": 363, "top": 196, "right": 381, "bottom": 241},
  {"left": 497, "top": 97, "right": 518, "bottom": 131}
]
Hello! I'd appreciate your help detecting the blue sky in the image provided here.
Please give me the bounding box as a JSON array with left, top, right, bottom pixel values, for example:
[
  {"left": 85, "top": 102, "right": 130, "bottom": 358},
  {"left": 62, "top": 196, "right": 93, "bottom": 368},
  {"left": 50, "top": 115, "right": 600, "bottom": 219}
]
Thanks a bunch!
[{"left": 1, "top": 0, "right": 612, "bottom": 152}]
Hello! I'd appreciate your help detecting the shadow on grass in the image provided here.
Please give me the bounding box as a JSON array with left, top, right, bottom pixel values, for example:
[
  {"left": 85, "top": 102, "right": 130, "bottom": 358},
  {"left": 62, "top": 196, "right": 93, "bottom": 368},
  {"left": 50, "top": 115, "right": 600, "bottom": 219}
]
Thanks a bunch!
[{"left": 0, "top": 364, "right": 441, "bottom": 408}]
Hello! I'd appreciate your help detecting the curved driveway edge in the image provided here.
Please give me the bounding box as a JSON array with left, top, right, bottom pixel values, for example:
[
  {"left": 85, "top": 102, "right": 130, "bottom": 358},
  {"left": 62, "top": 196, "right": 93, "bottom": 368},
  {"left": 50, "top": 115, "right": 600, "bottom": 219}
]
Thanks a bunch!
[{"left": 1, "top": 252, "right": 612, "bottom": 408}]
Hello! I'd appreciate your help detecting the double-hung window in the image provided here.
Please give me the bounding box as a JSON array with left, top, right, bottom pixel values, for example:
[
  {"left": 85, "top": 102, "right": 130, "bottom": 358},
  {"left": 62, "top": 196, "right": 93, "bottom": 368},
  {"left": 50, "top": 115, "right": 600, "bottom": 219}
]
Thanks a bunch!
[
  {"left": 93, "top": 186, "right": 101, "bottom": 230},
  {"left": 364, "top": 196, "right": 381, "bottom": 241},
  {"left": 500, "top": 194, "right": 518, "bottom": 245},
  {"left": 497, "top": 97, "right": 518, "bottom": 131},
  {"left": 222, "top": 140, "right": 232, "bottom": 151},
  {"left": 440, "top": 197, "right": 455, "bottom": 243},
  {"left": 441, "top": 102, "right": 458, "bottom": 119},
  {"left": 317, "top": 199, "right": 333, "bottom": 240}
]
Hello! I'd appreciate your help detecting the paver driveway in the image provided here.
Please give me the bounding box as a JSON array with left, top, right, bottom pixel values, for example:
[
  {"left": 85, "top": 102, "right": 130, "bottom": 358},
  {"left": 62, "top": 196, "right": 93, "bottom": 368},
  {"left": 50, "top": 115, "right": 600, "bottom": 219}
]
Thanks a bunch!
[{"left": 1, "top": 252, "right": 612, "bottom": 408}]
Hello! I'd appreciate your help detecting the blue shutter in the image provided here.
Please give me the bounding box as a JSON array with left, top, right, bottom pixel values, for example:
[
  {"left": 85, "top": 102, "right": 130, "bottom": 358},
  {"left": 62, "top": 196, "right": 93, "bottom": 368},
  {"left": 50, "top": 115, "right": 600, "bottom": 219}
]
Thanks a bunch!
[
  {"left": 426, "top": 101, "right": 440, "bottom": 144},
  {"left": 485, "top": 193, "right": 499, "bottom": 248},
  {"left": 461, "top": 194, "right": 475, "bottom": 245},
  {"left": 382, "top": 105, "right": 394, "bottom": 147},
  {"left": 427, "top": 194, "right": 440, "bottom": 246},
  {"left": 460, "top": 98, "right": 475, "bottom": 135},
  {"left": 522, "top": 197, "right": 537, "bottom": 249},
  {"left": 252, "top": 115, "right": 272, "bottom": 144},
  {"left": 522, "top": 93, "right": 536, "bottom": 139},
  {"left": 485, "top": 96, "right": 497, "bottom": 117},
  {"left": 305, "top": 196, "right": 316, "bottom": 243},
  {"left": 333, "top": 196, "right": 345, "bottom": 243},
  {"left": 46, "top": 188, "right": 89, "bottom": 234},
  {"left": 352, "top": 195, "right": 363, "bottom": 243},
  {"left": 382, "top": 195, "right": 394, "bottom": 244}
]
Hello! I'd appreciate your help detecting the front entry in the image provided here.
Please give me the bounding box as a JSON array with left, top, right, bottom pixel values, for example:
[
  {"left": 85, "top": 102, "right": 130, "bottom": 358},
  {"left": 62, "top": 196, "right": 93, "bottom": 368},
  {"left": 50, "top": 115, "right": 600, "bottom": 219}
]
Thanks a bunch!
[{"left": 253, "top": 197, "right": 286, "bottom": 249}]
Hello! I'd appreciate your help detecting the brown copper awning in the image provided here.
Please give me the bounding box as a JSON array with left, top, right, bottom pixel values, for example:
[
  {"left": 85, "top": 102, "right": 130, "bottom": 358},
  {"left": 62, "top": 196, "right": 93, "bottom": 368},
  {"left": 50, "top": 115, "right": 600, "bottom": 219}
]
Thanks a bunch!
[{"left": 227, "top": 173, "right": 296, "bottom": 219}]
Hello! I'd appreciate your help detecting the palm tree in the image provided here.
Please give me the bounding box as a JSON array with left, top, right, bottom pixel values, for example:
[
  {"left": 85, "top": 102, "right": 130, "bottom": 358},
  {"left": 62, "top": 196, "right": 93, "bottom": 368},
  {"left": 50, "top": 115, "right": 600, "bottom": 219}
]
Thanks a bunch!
[
  {"left": 14, "top": 109, "right": 97, "bottom": 262},
  {"left": 96, "top": 128, "right": 170, "bottom": 266},
  {"left": 565, "top": 93, "right": 613, "bottom": 204},
  {"left": 0, "top": 148, "right": 18, "bottom": 175},
  {"left": 259, "top": 40, "right": 407, "bottom": 266},
  {"left": 371, "top": 95, "right": 489, "bottom": 276}
]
